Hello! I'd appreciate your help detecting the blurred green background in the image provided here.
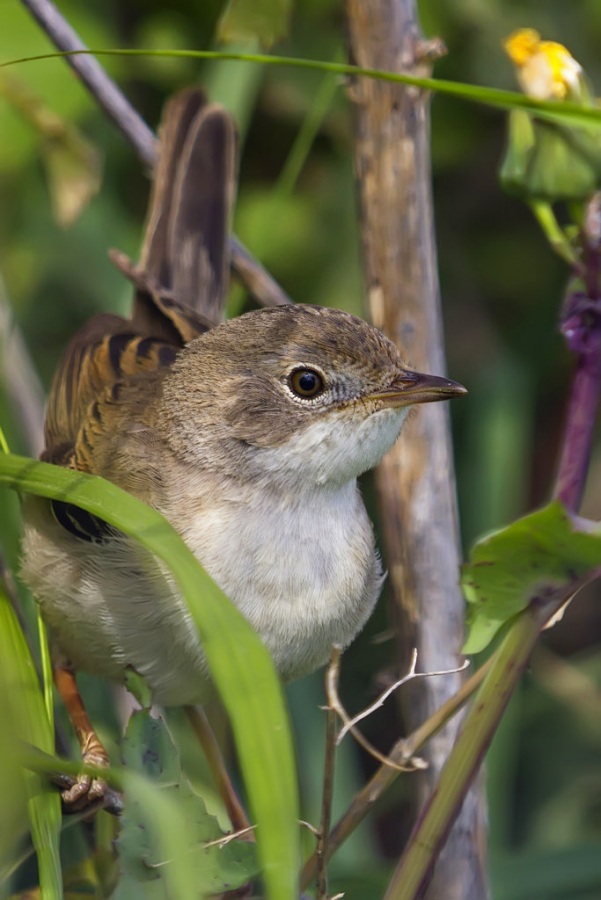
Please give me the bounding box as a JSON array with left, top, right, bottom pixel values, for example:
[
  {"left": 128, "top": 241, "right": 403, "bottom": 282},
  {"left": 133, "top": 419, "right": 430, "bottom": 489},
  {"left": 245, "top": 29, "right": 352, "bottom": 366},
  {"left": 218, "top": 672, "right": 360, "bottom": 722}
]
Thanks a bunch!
[{"left": 1, "top": 0, "right": 601, "bottom": 897}]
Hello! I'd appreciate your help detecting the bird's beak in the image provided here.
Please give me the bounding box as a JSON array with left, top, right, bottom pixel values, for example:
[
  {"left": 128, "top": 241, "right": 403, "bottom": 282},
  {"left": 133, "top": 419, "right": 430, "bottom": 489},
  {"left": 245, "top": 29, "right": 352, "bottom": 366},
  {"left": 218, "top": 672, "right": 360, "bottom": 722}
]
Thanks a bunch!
[{"left": 368, "top": 370, "right": 467, "bottom": 408}]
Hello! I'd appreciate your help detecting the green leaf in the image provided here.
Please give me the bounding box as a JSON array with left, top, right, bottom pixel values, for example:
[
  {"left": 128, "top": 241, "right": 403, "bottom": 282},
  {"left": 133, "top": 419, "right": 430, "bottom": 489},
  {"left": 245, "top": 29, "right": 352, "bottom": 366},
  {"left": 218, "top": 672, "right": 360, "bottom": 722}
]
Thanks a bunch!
[
  {"left": 0, "top": 453, "right": 299, "bottom": 900},
  {"left": 0, "top": 581, "right": 62, "bottom": 897},
  {"left": 115, "top": 709, "right": 257, "bottom": 898},
  {"left": 500, "top": 109, "right": 601, "bottom": 202},
  {"left": 462, "top": 501, "right": 601, "bottom": 653},
  {"left": 123, "top": 667, "right": 153, "bottom": 710},
  {"left": 218, "top": 0, "right": 292, "bottom": 49}
]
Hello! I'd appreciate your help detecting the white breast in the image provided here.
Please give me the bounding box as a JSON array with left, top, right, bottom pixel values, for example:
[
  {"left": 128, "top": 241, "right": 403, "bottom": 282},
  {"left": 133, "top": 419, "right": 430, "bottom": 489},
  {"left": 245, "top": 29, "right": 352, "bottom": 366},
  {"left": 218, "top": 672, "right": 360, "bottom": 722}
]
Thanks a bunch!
[
  {"left": 21, "top": 479, "right": 381, "bottom": 706},
  {"left": 174, "top": 478, "right": 381, "bottom": 682}
]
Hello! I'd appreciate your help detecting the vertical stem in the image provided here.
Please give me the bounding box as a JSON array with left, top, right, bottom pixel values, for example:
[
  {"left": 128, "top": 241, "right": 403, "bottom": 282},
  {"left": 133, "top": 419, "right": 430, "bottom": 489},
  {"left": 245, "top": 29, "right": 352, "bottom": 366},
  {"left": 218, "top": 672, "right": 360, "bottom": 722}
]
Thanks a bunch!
[
  {"left": 554, "top": 198, "right": 601, "bottom": 510},
  {"left": 384, "top": 607, "right": 544, "bottom": 900},
  {"left": 344, "top": 2, "right": 488, "bottom": 898},
  {"left": 315, "top": 703, "right": 337, "bottom": 899},
  {"left": 554, "top": 335, "right": 601, "bottom": 510}
]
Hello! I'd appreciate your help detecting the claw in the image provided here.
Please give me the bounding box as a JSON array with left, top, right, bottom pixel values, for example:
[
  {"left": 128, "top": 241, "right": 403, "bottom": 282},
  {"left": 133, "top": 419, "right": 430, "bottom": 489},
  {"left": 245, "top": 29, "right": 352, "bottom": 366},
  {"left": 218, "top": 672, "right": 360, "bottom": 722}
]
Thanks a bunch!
[{"left": 61, "top": 745, "right": 109, "bottom": 811}]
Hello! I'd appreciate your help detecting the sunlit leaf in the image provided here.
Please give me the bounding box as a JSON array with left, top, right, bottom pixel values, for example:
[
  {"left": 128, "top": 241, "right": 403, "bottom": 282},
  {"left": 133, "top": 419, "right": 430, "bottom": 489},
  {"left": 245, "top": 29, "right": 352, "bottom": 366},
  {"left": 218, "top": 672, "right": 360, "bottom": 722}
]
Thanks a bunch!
[{"left": 463, "top": 501, "right": 601, "bottom": 653}]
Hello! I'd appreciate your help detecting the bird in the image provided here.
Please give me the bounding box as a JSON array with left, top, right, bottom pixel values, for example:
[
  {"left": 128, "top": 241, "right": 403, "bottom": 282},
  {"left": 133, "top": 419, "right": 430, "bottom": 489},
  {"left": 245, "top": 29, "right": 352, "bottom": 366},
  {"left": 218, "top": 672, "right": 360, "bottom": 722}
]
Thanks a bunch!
[{"left": 20, "top": 87, "right": 466, "bottom": 810}]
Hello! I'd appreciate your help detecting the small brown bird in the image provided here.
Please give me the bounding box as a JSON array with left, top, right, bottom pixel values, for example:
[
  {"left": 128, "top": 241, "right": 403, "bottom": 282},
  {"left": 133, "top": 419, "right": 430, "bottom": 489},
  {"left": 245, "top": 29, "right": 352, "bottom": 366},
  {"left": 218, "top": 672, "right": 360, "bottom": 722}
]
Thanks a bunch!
[{"left": 21, "top": 89, "right": 465, "bottom": 807}]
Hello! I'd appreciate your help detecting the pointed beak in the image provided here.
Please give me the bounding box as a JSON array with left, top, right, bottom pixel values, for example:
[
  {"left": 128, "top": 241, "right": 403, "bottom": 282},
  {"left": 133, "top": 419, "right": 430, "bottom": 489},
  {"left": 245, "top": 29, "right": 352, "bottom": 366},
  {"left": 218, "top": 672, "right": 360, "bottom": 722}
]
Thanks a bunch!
[{"left": 367, "top": 370, "right": 467, "bottom": 408}]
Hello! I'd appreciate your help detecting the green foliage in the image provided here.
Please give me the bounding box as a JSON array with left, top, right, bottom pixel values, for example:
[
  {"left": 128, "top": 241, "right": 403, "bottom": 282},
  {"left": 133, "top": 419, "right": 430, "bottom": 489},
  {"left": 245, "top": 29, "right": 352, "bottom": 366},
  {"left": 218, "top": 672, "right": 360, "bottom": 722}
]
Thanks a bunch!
[
  {"left": 117, "top": 710, "right": 258, "bottom": 897},
  {"left": 0, "top": 453, "right": 298, "bottom": 900},
  {"left": 0, "top": 581, "right": 61, "bottom": 896},
  {"left": 463, "top": 502, "right": 601, "bottom": 653},
  {"left": 500, "top": 109, "right": 601, "bottom": 201},
  {"left": 2, "top": 1, "right": 601, "bottom": 897}
]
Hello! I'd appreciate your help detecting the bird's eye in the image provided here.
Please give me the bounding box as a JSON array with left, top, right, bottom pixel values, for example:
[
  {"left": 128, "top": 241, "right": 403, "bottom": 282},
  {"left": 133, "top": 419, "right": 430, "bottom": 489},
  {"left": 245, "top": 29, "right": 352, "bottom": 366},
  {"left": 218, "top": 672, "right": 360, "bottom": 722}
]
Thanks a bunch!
[{"left": 289, "top": 368, "right": 325, "bottom": 399}]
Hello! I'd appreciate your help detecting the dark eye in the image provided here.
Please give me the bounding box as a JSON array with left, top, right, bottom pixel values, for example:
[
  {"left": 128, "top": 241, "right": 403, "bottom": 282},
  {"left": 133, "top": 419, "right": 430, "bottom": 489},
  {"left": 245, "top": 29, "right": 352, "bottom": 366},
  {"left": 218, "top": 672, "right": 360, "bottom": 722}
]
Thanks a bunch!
[{"left": 289, "top": 368, "right": 325, "bottom": 399}]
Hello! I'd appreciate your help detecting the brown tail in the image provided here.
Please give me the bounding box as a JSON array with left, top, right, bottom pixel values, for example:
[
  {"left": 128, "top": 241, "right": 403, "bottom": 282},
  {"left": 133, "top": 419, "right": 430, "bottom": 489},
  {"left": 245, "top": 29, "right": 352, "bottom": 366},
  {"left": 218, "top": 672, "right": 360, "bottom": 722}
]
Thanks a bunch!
[
  {"left": 44, "top": 88, "right": 238, "bottom": 462},
  {"left": 132, "top": 87, "right": 238, "bottom": 331}
]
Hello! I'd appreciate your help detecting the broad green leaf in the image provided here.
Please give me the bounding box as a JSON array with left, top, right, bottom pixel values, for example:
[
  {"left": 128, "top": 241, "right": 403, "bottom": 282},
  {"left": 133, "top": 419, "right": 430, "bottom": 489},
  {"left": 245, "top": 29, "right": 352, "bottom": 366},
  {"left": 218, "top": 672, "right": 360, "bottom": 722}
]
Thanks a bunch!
[
  {"left": 116, "top": 709, "right": 257, "bottom": 898},
  {"left": 0, "top": 453, "right": 299, "bottom": 900},
  {"left": 0, "top": 582, "right": 61, "bottom": 897},
  {"left": 463, "top": 501, "right": 601, "bottom": 653},
  {"left": 115, "top": 769, "right": 202, "bottom": 900},
  {"left": 218, "top": 0, "right": 292, "bottom": 49},
  {"left": 500, "top": 109, "right": 601, "bottom": 202}
]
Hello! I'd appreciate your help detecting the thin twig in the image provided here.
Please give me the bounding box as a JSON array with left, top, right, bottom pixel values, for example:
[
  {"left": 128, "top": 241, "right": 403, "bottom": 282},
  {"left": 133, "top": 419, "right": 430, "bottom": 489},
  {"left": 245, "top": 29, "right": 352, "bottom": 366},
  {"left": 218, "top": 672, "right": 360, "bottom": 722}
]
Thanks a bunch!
[
  {"left": 337, "top": 651, "right": 469, "bottom": 745},
  {"left": 184, "top": 705, "right": 251, "bottom": 835},
  {"left": 21, "top": 0, "right": 155, "bottom": 163},
  {"left": 20, "top": 0, "right": 293, "bottom": 309},
  {"left": 203, "top": 825, "right": 256, "bottom": 849},
  {"left": 326, "top": 646, "right": 469, "bottom": 772},
  {"left": 316, "top": 651, "right": 339, "bottom": 900},
  {"left": 299, "top": 819, "right": 321, "bottom": 838},
  {"left": 300, "top": 654, "right": 493, "bottom": 890},
  {"left": 325, "top": 647, "right": 419, "bottom": 772}
]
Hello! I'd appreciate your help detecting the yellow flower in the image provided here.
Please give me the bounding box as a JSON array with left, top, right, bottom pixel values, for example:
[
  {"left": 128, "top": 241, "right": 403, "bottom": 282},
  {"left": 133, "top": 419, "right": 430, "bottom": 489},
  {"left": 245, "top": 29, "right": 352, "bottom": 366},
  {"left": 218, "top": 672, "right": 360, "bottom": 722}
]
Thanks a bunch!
[{"left": 504, "top": 28, "right": 583, "bottom": 101}]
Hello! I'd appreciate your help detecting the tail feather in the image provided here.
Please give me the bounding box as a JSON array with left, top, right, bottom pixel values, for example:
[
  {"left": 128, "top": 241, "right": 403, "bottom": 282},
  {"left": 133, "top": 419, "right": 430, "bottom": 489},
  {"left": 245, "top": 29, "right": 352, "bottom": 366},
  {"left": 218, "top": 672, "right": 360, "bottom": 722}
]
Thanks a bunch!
[
  {"left": 43, "top": 87, "right": 238, "bottom": 463},
  {"left": 134, "top": 88, "right": 238, "bottom": 328}
]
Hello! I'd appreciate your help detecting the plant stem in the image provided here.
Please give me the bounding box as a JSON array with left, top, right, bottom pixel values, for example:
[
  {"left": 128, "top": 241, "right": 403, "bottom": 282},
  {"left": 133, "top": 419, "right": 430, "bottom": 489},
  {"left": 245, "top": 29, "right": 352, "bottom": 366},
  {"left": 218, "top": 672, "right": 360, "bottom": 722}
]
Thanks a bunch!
[
  {"left": 530, "top": 202, "right": 578, "bottom": 267},
  {"left": 554, "top": 329, "right": 601, "bottom": 510},
  {"left": 384, "top": 193, "right": 601, "bottom": 897},
  {"left": 316, "top": 669, "right": 338, "bottom": 899},
  {"left": 299, "top": 655, "right": 493, "bottom": 890},
  {"left": 383, "top": 604, "right": 552, "bottom": 900},
  {"left": 343, "top": 1, "right": 487, "bottom": 896},
  {"left": 555, "top": 205, "right": 601, "bottom": 510}
]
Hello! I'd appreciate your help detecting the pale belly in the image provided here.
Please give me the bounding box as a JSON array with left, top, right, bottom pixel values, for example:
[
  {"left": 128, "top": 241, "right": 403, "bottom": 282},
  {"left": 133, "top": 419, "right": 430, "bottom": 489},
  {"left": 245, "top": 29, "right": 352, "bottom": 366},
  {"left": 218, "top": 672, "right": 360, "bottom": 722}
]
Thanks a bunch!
[{"left": 21, "top": 489, "right": 381, "bottom": 706}]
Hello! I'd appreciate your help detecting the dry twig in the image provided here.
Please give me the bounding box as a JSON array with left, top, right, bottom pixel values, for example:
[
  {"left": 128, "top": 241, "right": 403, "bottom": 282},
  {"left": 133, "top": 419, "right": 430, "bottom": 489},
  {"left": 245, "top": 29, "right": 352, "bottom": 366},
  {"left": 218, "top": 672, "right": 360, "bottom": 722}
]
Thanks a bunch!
[
  {"left": 316, "top": 654, "right": 339, "bottom": 900},
  {"left": 325, "top": 646, "right": 469, "bottom": 772},
  {"left": 300, "top": 655, "right": 493, "bottom": 890}
]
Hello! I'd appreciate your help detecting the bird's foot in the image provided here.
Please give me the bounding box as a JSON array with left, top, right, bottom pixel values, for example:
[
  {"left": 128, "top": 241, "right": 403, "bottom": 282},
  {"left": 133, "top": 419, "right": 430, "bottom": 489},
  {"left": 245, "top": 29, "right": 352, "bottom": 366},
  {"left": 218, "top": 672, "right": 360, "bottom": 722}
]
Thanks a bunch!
[{"left": 61, "top": 738, "right": 110, "bottom": 812}]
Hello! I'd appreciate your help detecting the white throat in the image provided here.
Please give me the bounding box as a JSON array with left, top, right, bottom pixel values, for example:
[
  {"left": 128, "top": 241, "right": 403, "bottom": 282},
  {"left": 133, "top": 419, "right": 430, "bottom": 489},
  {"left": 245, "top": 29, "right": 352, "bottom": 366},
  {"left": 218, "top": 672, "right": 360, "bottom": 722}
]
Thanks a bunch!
[{"left": 255, "top": 406, "right": 409, "bottom": 487}]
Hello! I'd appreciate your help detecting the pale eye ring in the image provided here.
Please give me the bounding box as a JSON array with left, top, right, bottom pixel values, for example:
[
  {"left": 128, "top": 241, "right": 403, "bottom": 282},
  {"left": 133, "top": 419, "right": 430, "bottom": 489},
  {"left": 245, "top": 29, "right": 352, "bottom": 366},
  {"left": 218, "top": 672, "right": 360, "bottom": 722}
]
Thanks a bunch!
[{"left": 288, "top": 367, "right": 325, "bottom": 399}]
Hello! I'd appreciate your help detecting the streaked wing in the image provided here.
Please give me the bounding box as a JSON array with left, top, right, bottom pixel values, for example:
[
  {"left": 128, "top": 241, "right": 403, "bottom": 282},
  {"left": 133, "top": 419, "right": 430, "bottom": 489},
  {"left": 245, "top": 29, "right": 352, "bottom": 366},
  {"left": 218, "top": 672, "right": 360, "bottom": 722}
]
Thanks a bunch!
[{"left": 42, "top": 313, "right": 179, "bottom": 467}]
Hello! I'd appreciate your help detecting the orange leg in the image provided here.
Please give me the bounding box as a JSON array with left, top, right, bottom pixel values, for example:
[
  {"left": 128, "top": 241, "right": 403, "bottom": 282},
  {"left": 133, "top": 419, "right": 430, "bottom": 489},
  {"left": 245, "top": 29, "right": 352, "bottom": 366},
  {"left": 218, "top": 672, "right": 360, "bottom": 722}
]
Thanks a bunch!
[{"left": 54, "top": 665, "right": 109, "bottom": 808}]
